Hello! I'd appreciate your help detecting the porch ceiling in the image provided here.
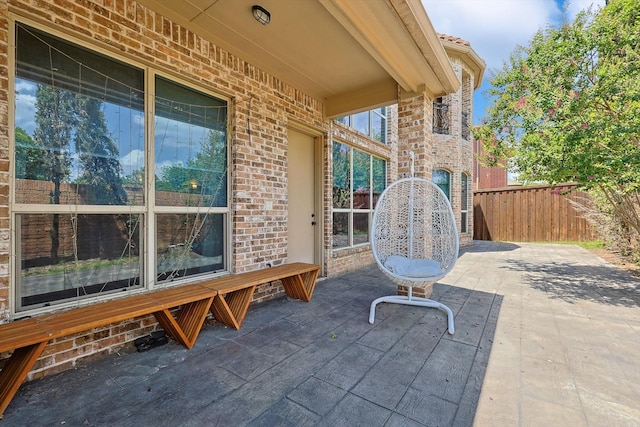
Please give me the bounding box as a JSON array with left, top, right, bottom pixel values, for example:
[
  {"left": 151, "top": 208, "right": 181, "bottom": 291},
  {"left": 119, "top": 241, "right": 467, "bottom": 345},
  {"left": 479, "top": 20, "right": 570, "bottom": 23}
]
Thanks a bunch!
[{"left": 137, "top": 0, "right": 459, "bottom": 118}]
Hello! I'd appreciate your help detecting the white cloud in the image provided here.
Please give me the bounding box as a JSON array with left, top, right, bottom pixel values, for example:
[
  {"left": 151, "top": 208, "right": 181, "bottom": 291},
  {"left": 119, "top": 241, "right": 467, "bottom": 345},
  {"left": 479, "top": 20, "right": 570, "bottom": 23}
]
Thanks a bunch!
[
  {"left": 564, "top": 0, "right": 605, "bottom": 19},
  {"left": 120, "top": 149, "right": 145, "bottom": 176},
  {"left": 15, "top": 80, "right": 37, "bottom": 133},
  {"left": 422, "top": 0, "right": 606, "bottom": 74},
  {"left": 421, "top": 0, "right": 606, "bottom": 122},
  {"left": 422, "top": 0, "right": 562, "bottom": 71}
]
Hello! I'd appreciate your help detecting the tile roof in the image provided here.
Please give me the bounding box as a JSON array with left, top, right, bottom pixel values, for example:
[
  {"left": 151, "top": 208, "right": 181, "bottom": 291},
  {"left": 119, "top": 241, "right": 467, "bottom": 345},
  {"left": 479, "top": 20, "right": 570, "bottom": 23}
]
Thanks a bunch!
[{"left": 438, "top": 33, "right": 470, "bottom": 46}]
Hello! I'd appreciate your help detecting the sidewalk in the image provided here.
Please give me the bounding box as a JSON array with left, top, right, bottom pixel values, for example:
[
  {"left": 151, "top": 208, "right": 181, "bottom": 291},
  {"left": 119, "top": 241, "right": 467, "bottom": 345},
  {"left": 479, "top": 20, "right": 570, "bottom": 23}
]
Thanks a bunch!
[
  {"left": 462, "top": 242, "right": 640, "bottom": 426},
  {"left": 2, "top": 241, "right": 639, "bottom": 426}
]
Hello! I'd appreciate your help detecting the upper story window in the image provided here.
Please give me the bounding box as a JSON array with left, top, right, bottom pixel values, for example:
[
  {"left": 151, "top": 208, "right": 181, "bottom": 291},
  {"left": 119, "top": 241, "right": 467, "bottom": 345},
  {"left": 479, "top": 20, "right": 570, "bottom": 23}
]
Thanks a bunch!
[
  {"left": 433, "top": 97, "right": 450, "bottom": 135},
  {"left": 433, "top": 169, "right": 451, "bottom": 200},
  {"left": 13, "top": 23, "right": 229, "bottom": 312},
  {"left": 461, "top": 173, "right": 469, "bottom": 233},
  {"left": 461, "top": 111, "right": 470, "bottom": 141},
  {"left": 332, "top": 142, "right": 386, "bottom": 249},
  {"left": 336, "top": 107, "right": 387, "bottom": 143}
]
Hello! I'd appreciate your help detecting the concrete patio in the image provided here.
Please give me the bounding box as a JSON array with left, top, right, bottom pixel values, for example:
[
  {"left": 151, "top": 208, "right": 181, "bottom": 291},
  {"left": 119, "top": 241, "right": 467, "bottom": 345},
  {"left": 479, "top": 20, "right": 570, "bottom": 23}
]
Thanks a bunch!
[{"left": 2, "top": 241, "right": 639, "bottom": 426}]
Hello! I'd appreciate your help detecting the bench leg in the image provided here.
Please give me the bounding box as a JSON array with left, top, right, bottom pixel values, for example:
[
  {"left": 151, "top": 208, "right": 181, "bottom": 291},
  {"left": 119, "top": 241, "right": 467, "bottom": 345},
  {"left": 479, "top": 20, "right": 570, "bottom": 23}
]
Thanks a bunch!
[
  {"left": 281, "top": 270, "right": 319, "bottom": 302},
  {"left": 153, "top": 296, "right": 214, "bottom": 349},
  {"left": 211, "top": 285, "right": 256, "bottom": 330},
  {"left": 0, "top": 341, "right": 48, "bottom": 416}
]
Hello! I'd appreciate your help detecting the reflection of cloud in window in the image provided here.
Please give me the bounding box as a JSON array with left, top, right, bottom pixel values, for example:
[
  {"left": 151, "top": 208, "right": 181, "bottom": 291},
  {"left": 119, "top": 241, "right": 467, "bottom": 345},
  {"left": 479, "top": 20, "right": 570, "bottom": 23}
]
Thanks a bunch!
[
  {"left": 157, "top": 159, "right": 183, "bottom": 173},
  {"left": 15, "top": 81, "right": 37, "bottom": 133},
  {"left": 120, "top": 149, "right": 144, "bottom": 176}
]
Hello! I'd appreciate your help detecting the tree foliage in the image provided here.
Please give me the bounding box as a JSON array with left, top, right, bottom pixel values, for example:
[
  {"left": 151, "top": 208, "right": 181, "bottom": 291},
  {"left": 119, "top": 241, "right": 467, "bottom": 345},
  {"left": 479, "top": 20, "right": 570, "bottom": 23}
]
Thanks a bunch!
[
  {"left": 473, "top": 0, "right": 640, "bottom": 253},
  {"left": 155, "top": 129, "right": 227, "bottom": 207},
  {"left": 75, "top": 96, "right": 127, "bottom": 205}
]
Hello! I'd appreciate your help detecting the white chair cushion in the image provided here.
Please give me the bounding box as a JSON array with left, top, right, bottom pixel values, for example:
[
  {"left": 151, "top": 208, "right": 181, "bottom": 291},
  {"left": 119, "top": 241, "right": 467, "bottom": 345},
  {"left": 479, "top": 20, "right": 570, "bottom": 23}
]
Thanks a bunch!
[{"left": 384, "top": 255, "right": 442, "bottom": 278}]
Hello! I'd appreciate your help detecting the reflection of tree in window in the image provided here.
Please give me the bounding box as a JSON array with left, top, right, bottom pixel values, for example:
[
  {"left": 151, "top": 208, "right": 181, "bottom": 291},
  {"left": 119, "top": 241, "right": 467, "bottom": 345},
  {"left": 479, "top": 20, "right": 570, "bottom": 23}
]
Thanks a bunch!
[
  {"left": 332, "top": 142, "right": 350, "bottom": 208},
  {"left": 433, "top": 169, "right": 451, "bottom": 199},
  {"left": 33, "top": 85, "right": 75, "bottom": 261},
  {"left": 353, "top": 149, "right": 370, "bottom": 209}
]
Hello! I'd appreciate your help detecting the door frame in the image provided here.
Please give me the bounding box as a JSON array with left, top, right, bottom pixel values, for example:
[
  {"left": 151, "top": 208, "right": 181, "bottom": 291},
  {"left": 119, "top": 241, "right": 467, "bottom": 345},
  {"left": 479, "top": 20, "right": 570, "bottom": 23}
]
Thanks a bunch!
[{"left": 287, "top": 120, "right": 324, "bottom": 274}]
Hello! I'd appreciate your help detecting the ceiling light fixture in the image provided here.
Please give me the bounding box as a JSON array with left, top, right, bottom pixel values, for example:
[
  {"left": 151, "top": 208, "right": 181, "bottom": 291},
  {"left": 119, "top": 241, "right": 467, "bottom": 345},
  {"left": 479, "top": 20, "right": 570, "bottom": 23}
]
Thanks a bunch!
[{"left": 252, "top": 5, "right": 270, "bottom": 25}]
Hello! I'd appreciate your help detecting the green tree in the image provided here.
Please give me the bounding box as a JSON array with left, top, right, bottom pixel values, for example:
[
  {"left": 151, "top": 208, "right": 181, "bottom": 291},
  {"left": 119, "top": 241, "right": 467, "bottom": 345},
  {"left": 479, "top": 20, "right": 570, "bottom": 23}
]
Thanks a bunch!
[
  {"left": 34, "top": 85, "right": 76, "bottom": 261},
  {"left": 156, "top": 129, "right": 227, "bottom": 206},
  {"left": 473, "top": 0, "right": 640, "bottom": 254},
  {"left": 15, "top": 126, "right": 46, "bottom": 180}
]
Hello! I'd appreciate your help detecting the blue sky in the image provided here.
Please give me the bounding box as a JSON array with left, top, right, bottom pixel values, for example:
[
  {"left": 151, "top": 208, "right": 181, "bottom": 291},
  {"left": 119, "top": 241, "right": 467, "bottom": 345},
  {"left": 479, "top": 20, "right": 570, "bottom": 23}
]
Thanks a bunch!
[{"left": 421, "top": 0, "right": 606, "bottom": 124}]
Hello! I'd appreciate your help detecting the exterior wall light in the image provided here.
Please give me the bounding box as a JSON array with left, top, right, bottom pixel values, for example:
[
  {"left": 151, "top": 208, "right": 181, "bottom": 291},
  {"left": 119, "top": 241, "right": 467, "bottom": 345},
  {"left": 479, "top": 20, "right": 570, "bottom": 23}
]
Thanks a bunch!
[{"left": 252, "top": 5, "right": 270, "bottom": 25}]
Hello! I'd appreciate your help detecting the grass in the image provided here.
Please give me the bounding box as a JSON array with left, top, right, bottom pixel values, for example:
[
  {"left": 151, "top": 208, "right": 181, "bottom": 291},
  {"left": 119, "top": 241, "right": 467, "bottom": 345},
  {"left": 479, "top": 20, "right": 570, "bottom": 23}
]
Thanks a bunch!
[
  {"left": 24, "top": 257, "right": 137, "bottom": 277},
  {"left": 560, "top": 240, "right": 605, "bottom": 249}
]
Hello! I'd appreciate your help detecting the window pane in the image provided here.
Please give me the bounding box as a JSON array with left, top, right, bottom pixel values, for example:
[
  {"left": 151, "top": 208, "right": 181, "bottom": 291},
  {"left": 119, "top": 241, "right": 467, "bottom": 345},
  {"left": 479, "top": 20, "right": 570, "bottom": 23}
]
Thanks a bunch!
[
  {"left": 461, "top": 173, "right": 469, "bottom": 233},
  {"left": 461, "top": 174, "right": 469, "bottom": 210},
  {"left": 461, "top": 211, "right": 468, "bottom": 234},
  {"left": 371, "top": 112, "right": 386, "bottom": 143},
  {"left": 155, "top": 77, "right": 227, "bottom": 207},
  {"left": 353, "top": 212, "right": 369, "bottom": 245},
  {"left": 17, "top": 213, "right": 142, "bottom": 310},
  {"left": 433, "top": 169, "right": 451, "bottom": 199},
  {"left": 352, "top": 149, "right": 370, "bottom": 209},
  {"left": 332, "top": 212, "right": 349, "bottom": 248},
  {"left": 332, "top": 142, "right": 351, "bottom": 208},
  {"left": 352, "top": 111, "right": 369, "bottom": 135},
  {"left": 156, "top": 213, "right": 225, "bottom": 282},
  {"left": 15, "top": 24, "right": 144, "bottom": 206},
  {"left": 372, "top": 157, "right": 386, "bottom": 207}
]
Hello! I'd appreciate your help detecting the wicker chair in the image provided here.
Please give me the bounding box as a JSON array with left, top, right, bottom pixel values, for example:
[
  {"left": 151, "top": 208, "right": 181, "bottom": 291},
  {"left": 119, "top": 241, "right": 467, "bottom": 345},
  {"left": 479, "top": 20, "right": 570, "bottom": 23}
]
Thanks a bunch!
[{"left": 369, "top": 170, "right": 458, "bottom": 334}]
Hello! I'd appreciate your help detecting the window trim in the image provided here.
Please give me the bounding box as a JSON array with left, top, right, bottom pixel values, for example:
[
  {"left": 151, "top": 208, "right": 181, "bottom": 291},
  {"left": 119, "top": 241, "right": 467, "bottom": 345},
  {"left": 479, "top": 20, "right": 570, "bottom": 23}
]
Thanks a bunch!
[{"left": 10, "top": 18, "right": 232, "bottom": 315}]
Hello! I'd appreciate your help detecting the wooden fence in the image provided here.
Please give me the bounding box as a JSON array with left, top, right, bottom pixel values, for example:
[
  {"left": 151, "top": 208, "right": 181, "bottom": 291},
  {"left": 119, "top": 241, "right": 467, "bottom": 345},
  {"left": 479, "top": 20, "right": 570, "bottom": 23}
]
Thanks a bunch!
[{"left": 473, "top": 184, "right": 598, "bottom": 242}]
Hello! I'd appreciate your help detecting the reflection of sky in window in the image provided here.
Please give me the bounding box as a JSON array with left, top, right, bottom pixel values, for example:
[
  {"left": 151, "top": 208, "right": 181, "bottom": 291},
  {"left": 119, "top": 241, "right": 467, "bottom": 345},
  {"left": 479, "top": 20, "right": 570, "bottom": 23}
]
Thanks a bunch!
[
  {"left": 352, "top": 112, "right": 369, "bottom": 135},
  {"left": 154, "top": 116, "right": 210, "bottom": 170},
  {"left": 15, "top": 78, "right": 146, "bottom": 178},
  {"left": 15, "top": 78, "right": 227, "bottom": 182}
]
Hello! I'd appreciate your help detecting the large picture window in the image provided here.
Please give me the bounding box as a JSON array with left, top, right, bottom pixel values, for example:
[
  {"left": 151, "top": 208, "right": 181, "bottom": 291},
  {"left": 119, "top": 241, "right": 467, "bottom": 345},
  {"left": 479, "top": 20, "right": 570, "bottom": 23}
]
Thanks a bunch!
[
  {"left": 13, "top": 23, "right": 228, "bottom": 311},
  {"left": 332, "top": 142, "right": 386, "bottom": 249}
]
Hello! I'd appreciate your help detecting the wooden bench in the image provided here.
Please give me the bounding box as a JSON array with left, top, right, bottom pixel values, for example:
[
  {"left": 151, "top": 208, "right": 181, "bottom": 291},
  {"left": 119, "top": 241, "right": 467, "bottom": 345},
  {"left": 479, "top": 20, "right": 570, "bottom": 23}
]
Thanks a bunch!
[
  {"left": 202, "top": 262, "right": 321, "bottom": 329},
  {"left": 0, "top": 262, "right": 320, "bottom": 416}
]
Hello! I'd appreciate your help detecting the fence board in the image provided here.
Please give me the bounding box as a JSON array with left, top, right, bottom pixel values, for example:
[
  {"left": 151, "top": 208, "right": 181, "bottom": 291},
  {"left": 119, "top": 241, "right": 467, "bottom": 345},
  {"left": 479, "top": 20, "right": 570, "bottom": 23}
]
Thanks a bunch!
[{"left": 473, "top": 184, "right": 598, "bottom": 242}]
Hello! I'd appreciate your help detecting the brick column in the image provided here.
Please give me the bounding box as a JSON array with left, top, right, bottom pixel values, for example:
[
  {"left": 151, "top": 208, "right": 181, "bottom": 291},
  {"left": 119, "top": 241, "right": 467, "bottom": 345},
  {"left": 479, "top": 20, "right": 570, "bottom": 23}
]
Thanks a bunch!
[
  {"left": 397, "top": 87, "right": 434, "bottom": 179},
  {"left": 395, "top": 86, "right": 434, "bottom": 298}
]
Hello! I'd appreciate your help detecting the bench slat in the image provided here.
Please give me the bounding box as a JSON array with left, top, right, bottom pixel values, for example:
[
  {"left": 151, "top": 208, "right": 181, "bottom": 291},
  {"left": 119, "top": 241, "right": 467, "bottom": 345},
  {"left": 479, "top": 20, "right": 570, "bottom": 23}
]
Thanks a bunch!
[{"left": 0, "top": 319, "right": 50, "bottom": 354}]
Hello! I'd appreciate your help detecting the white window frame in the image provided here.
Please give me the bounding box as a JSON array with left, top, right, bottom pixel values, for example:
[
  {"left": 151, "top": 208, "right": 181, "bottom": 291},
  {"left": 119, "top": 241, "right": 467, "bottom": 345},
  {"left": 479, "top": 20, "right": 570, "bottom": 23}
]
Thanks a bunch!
[
  {"left": 332, "top": 142, "right": 386, "bottom": 249},
  {"left": 10, "top": 18, "right": 231, "bottom": 315},
  {"left": 461, "top": 173, "right": 469, "bottom": 234}
]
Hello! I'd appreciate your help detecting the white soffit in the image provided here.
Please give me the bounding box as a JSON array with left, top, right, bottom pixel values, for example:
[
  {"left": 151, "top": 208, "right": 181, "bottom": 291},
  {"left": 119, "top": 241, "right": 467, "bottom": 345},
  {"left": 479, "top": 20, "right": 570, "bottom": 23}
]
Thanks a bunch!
[{"left": 137, "top": 0, "right": 459, "bottom": 118}]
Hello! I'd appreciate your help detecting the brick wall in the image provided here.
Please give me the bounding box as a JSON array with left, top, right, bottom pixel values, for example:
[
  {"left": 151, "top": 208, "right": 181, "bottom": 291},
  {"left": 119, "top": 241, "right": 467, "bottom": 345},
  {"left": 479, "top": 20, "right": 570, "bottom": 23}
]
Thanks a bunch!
[{"left": 431, "top": 57, "right": 475, "bottom": 246}]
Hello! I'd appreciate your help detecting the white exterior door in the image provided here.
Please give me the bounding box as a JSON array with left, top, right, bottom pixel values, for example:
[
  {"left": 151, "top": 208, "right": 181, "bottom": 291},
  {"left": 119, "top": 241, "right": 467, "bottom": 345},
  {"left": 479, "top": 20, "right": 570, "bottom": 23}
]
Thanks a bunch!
[{"left": 287, "top": 129, "right": 316, "bottom": 264}]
